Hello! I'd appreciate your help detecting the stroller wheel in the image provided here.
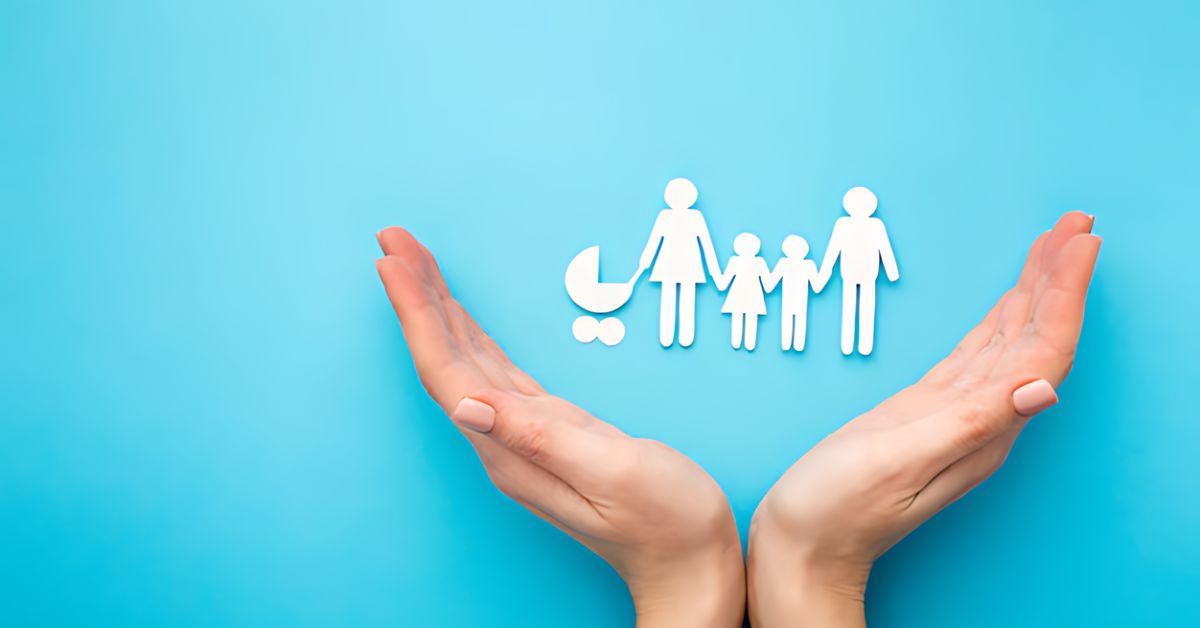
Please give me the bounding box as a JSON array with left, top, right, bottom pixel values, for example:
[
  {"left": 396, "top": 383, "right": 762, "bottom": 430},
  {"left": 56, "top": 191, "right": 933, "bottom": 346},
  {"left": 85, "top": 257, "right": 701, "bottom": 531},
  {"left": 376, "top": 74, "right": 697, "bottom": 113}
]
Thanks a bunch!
[{"left": 572, "top": 316, "right": 625, "bottom": 346}]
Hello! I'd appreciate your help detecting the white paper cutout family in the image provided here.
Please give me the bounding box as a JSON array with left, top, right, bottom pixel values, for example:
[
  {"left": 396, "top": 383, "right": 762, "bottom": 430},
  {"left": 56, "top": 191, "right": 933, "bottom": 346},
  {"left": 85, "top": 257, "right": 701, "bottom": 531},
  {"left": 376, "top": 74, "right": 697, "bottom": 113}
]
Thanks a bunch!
[{"left": 565, "top": 178, "right": 899, "bottom": 355}]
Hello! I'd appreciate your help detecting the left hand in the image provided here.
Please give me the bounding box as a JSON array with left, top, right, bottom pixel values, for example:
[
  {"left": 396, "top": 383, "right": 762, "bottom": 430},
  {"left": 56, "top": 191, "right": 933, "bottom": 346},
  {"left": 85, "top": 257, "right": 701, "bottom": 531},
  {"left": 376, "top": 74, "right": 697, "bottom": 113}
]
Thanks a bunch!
[{"left": 376, "top": 228, "right": 745, "bottom": 628}]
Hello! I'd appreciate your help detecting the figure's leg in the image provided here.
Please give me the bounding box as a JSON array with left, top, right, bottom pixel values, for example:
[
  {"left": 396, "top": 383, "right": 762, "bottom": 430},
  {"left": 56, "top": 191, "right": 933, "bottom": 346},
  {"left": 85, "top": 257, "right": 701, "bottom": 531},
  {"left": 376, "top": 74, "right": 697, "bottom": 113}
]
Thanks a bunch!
[
  {"left": 659, "top": 283, "right": 677, "bottom": 347},
  {"left": 859, "top": 281, "right": 876, "bottom": 355},
  {"left": 678, "top": 283, "right": 697, "bottom": 347},
  {"left": 841, "top": 282, "right": 857, "bottom": 355},
  {"left": 731, "top": 314, "right": 743, "bottom": 349},
  {"left": 780, "top": 310, "right": 794, "bottom": 351},
  {"left": 794, "top": 304, "right": 808, "bottom": 352},
  {"left": 745, "top": 315, "right": 758, "bottom": 350}
]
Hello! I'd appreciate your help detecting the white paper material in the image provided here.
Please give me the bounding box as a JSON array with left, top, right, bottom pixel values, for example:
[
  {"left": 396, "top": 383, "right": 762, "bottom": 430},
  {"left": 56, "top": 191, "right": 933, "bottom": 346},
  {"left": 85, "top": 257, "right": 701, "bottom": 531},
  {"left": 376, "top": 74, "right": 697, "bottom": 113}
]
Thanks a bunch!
[{"left": 564, "top": 181, "right": 899, "bottom": 354}]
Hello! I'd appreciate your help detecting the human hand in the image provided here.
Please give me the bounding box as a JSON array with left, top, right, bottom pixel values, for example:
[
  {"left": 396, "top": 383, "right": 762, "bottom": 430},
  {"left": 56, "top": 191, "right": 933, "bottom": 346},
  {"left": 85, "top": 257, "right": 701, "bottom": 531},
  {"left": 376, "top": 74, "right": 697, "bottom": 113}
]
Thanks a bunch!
[
  {"left": 375, "top": 228, "right": 745, "bottom": 628},
  {"left": 747, "top": 212, "right": 1100, "bottom": 627}
]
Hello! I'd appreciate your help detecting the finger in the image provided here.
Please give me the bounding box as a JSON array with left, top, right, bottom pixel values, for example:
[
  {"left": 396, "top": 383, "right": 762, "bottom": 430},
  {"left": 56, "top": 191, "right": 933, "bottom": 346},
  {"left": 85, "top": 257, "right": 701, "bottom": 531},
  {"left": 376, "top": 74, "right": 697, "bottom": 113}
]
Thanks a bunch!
[
  {"left": 927, "top": 228, "right": 1050, "bottom": 387},
  {"left": 454, "top": 302, "right": 545, "bottom": 395},
  {"left": 1038, "top": 211, "right": 1094, "bottom": 274},
  {"left": 451, "top": 391, "right": 629, "bottom": 495},
  {"left": 378, "top": 227, "right": 447, "bottom": 286},
  {"left": 375, "top": 229, "right": 478, "bottom": 348},
  {"left": 375, "top": 231, "right": 596, "bottom": 533},
  {"left": 1031, "top": 233, "right": 1102, "bottom": 362},
  {"left": 901, "top": 378, "right": 1058, "bottom": 478},
  {"left": 376, "top": 256, "right": 481, "bottom": 409},
  {"left": 377, "top": 227, "right": 541, "bottom": 394},
  {"left": 921, "top": 289, "right": 1009, "bottom": 387},
  {"left": 986, "top": 232, "right": 1102, "bottom": 389},
  {"left": 376, "top": 255, "right": 519, "bottom": 406},
  {"left": 956, "top": 214, "right": 1092, "bottom": 386},
  {"left": 473, "top": 438, "right": 608, "bottom": 535},
  {"left": 996, "top": 214, "right": 1091, "bottom": 339},
  {"left": 374, "top": 253, "right": 448, "bottom": 337},
  {"left": 1014, "top": 231, "right": 1052, "bottom": 294}
]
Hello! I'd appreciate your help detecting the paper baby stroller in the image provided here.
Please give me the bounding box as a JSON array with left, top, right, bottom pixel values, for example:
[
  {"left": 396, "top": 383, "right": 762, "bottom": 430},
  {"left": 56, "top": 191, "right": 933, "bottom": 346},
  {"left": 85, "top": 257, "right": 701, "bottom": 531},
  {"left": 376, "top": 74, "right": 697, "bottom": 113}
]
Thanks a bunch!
[{"left": 564, "top": 245, "right": 643, "bottom": 346}]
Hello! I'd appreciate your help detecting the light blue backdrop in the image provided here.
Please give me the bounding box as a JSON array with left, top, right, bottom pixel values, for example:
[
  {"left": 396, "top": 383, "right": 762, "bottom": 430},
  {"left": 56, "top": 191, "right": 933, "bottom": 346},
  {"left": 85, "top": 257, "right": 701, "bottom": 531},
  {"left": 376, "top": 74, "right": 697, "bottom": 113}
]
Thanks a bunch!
[{"left": 2, "top": 1, "right": 1197, "bottom": 626}]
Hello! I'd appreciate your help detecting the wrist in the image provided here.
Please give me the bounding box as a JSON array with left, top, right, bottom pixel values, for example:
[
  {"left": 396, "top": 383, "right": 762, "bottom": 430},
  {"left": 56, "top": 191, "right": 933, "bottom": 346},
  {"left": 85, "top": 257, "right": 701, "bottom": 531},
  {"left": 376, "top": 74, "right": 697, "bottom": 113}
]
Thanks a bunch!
[
  {"left": 626, "top": 542, "right": 745, "bottom": 628},
  {"left": 748, "top": 561, "right": 866, "bottom": 628},
  {"left": 748, "top": 521, "right": 869, "bottom": 628}
]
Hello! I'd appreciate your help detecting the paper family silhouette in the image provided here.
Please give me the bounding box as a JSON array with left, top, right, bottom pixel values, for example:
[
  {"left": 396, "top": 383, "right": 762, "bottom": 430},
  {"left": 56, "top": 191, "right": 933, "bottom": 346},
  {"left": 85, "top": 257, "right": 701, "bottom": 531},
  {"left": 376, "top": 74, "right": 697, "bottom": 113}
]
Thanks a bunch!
[{"left": 565, "top": 178, "right": 899, "bottom": 355}]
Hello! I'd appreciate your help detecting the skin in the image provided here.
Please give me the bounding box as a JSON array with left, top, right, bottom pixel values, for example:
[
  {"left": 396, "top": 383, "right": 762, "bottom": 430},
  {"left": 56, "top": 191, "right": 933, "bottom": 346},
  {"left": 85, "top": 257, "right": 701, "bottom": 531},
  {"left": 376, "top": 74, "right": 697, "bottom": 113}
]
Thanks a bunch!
[
  {"left": 376, "top": 211, "right": 1100, "bottom": 626},
  {"left": 375, "top": 229, "right": 745, "bottom": 628},
  {"left": 748, "top": 211, "right": 1101, "bottom": 626}
]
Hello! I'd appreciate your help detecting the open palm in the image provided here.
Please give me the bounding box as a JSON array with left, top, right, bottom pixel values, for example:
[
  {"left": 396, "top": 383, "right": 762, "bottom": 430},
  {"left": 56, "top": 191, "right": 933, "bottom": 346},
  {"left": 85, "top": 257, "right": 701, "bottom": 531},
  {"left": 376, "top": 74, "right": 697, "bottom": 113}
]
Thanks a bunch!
[
  {"left": 375, "top": 228, "right": 744, "bottom": 627},
  {"left": 748, "top": 212, "right": 1101, "bottom": 626}
]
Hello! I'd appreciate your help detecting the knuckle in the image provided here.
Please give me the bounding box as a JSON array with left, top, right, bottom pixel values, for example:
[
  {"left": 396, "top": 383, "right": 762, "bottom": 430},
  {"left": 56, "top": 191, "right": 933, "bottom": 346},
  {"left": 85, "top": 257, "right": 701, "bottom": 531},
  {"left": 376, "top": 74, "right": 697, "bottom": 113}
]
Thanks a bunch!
[
  {"left": 955, "top": 402, "right": 998, "bottom": 449},
  {"left": 507, "top": 421, "right": 550, "bottom": 463}
]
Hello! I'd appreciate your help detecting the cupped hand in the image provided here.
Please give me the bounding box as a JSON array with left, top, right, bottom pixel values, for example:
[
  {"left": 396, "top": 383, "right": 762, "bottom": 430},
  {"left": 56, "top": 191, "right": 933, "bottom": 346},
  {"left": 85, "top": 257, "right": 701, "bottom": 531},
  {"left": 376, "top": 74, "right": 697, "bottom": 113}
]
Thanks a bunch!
[
  {"left": 375, "top": 228, "right": 744, "bottom": 628},
  {"left": 748, "top": 212, "right": 1101, "bottom": 627}
]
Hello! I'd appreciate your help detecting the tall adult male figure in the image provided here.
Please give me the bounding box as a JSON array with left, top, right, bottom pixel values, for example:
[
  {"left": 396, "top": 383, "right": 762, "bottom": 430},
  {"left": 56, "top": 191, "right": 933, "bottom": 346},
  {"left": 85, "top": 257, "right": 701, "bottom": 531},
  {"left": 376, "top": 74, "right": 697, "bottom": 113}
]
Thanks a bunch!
[{"left": 816, "top": 186, "right": 900, "bottom": 355}]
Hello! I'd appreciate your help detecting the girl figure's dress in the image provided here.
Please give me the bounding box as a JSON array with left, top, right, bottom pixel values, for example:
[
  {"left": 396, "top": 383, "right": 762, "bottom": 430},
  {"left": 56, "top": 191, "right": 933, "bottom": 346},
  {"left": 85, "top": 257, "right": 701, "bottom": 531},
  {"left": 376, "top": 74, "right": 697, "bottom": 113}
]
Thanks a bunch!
[{"left": 720, "top": 256, "right": 772, "bottom": 315}]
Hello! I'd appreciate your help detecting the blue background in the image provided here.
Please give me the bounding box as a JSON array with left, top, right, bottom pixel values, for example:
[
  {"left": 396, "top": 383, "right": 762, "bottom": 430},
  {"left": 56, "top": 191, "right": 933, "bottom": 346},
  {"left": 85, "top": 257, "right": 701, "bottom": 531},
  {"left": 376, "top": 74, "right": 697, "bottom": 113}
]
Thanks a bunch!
[{"left": 2, "top": 1, "right": 1197, "bottom": 626}]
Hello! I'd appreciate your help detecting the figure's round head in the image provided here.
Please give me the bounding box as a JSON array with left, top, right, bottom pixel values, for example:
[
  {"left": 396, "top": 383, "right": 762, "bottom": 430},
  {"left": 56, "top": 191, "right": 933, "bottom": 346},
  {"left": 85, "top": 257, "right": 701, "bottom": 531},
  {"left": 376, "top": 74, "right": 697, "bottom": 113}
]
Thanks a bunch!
[
  {"left": 781, "top": 234, "right": 809, "bottom": 258},
  {"left": 842, "top": 186, "right": 878, "bottom": 217},
  {"left": 664, "top": 178, "right": 698, "bottom": 210},
  {"left": 734, "top": 232, "right": 761, "bottom": 256}
]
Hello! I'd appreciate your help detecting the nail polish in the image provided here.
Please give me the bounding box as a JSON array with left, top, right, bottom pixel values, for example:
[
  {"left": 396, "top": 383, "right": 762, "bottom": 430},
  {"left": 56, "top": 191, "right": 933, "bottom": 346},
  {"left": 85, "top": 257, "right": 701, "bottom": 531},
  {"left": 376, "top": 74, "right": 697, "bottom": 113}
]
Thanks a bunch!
[
  {"left": 1013, "top": 379, "right": 1058, "bottom": 417},
  {"left": 452, "top": 398, "right": 496, "bottom": 433}
]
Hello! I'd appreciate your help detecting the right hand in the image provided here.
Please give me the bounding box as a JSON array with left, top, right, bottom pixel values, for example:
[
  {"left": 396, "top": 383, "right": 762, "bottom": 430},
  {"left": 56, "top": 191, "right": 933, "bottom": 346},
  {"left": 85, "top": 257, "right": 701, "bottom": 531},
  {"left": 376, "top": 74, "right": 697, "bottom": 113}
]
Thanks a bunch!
[
  {"left": 748, "top": 212, "right": 1100, "bottom": 627},
  {"left": 376, "top": 228, "right": 745, "bottom": 628}
]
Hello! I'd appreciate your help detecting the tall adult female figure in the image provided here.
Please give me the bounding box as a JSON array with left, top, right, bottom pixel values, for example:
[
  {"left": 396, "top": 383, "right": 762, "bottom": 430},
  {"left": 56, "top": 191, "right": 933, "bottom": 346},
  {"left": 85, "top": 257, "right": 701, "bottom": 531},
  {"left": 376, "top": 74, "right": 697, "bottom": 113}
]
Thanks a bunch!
[{"left": 636, "top": 178, "right": 722, "bottom": 347}]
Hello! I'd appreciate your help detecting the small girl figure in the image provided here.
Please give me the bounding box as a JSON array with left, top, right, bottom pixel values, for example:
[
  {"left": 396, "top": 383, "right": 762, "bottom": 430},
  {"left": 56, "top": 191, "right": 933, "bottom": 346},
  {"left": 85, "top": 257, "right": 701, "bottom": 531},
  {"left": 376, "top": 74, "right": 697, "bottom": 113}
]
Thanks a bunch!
[
  {"left": 716, "top": 233, "right": 773, "bottom": 350},
  {"left": 765, "top": 235, "right": 820, "bottom": 351}
]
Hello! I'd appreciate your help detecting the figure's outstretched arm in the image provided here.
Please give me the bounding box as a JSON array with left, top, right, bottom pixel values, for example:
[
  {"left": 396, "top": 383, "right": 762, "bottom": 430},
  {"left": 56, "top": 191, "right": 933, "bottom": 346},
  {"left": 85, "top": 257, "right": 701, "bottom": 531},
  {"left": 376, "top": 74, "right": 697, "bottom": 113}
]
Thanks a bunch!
[
  {"left": 815, "top": 224, "right": 843, "bottom": 291},
  {"left": 637, "top": 215, "right": 666, "bottom": 274},
  {"left": 714, "top": 259, "right": 733, "bottom": 291},
  {"left": 878, "top": 222, "right": 900, "bottom": 282},
  {"left": 764, "top": 261, "right": 783, "bottom": 293},
  {"left": 805, "top": 261, "right": 823, "bottom": 293},
  {"left": 696, "top": 215, "right": 722, "bottom": 281}
]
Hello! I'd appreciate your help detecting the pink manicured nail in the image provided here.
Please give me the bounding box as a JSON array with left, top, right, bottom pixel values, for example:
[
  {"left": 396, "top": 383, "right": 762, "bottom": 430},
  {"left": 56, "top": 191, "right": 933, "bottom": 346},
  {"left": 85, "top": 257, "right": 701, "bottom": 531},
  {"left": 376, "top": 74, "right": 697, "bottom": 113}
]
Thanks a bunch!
[
  {"left": 1013, "top": 379, "right": 1058, "bottom": 417},
  {"left": 452, "top": 398, "right": 496, "bottom": 433}
]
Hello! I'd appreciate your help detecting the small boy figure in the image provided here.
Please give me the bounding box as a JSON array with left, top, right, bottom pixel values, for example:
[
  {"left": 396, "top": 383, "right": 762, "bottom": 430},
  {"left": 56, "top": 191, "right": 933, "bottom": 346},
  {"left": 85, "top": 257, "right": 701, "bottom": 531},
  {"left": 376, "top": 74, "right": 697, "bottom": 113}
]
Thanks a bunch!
[{"left": 765, "top": 235, "right": 821, "bottom": 351}]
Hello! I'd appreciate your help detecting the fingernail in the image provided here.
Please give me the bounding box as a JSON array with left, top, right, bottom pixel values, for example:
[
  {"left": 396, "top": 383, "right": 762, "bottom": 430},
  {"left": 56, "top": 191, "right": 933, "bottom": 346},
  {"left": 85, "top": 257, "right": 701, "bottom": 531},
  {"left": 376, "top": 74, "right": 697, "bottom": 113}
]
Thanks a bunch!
[
  {"left": 1013, "top": 379, "right": 1058, "bottom": 417},
  {"left": 452, "top": 398, "right": 496, "bottom": 433}
]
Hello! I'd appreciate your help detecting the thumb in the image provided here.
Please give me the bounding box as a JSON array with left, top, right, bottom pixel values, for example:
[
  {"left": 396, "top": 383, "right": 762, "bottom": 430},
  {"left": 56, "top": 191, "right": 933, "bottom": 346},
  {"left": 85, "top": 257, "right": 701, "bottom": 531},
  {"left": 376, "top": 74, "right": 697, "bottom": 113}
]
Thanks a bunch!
[
  {"left": 449, "top": 390, "right": 618, "bottom": 490},
  {"left": 905, "top": 378, "right": 1060, "bottom": 476}
]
